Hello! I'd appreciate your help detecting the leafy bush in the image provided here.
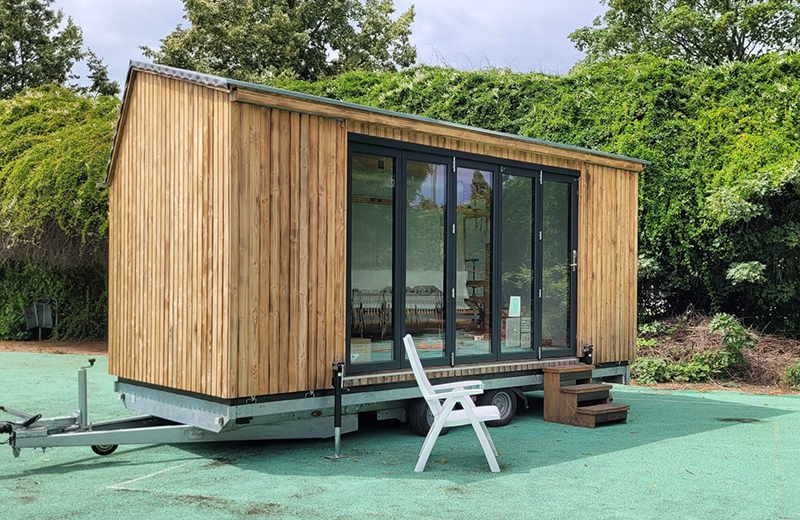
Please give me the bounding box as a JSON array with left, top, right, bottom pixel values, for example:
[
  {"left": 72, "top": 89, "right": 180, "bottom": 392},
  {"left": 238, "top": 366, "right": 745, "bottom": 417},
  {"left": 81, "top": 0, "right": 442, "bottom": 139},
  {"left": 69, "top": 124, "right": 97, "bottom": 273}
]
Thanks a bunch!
[
  {"left": 726, "top": 261, "right": 766, "bottom": 285},
  {"left": 671, "top": 350, "right": 739, "bottom": 382},
  {"left": 781, "top": 362, "right": 800, "bottom": 390},
  {"left": 637, "top": 337, "right": 659, "bottom": 348},
  {"left": 709, "top": 313, "right": 757, "bottom": 352},
  {"left": 638, "top": 320, "right": 677, "bottom": 338},
  {"left": 631, "top": 357, "right": 672, "bottom": 384}
]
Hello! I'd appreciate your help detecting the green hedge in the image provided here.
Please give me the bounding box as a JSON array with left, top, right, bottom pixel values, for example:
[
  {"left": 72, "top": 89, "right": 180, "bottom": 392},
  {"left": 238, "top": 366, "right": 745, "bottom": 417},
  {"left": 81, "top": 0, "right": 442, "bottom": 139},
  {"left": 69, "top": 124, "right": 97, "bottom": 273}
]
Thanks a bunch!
[
  {"left": 0, "top": 85, "right": 117, "bottom": 340},
  {"left": 278, "top": 54, "right": 800, "bottom": 332},
  {"left": 2, "top": 55, "right": 800, "bottom": 339}
]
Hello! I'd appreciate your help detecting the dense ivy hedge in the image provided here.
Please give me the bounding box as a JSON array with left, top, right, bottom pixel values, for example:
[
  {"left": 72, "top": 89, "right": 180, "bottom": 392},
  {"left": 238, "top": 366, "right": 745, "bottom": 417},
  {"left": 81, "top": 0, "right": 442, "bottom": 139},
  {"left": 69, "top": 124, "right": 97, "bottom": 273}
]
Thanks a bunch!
[
  {"left": 0, "top": 86, "right": 117, "bottom": 339},
  {"left": 2, "top": 54, "right": 799, "bottom": 339},
  {"left": 278, "top": 54, "right": 800, "bottom": 333}
]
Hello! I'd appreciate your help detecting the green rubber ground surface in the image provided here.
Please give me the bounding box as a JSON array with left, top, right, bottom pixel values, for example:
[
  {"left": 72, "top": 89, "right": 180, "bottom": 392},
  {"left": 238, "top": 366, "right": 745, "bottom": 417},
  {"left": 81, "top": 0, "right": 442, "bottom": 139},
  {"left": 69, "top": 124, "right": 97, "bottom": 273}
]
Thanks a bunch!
[{"left": 2, "top": 352, "right": 799, "bottom": 520}]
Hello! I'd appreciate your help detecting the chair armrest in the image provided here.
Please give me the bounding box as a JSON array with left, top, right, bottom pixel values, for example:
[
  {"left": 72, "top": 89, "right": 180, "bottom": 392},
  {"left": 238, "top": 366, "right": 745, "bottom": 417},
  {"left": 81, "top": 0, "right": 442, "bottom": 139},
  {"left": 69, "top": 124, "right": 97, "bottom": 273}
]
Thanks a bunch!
[
  {"left": 432, "top": 380, "right": 484, "bottom": 393},
  {"left": 432, "top": 388, "right": 484, "bottom": 400}
]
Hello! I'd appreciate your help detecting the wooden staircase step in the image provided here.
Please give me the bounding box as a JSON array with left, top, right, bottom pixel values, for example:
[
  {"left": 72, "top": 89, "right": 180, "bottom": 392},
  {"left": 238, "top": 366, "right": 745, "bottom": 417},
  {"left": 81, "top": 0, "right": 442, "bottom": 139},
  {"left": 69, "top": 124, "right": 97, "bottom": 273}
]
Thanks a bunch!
[
  {"left": 559, "top": 383, "right": 611, "bottom": 394},
  {"left": 576, "top": 402, "right": 630, "bottom": 427},
  {"left": 542, "top": 364, "right": 594, "bottom": 374},
  {"left": 576, "top": 403, "right": 630, "bottom": 416}
]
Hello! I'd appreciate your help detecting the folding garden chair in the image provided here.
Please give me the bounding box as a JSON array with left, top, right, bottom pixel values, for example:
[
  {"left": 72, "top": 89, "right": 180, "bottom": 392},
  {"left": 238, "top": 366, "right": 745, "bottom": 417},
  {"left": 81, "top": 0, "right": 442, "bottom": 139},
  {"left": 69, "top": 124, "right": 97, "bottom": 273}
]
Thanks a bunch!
[{"left": 402, "top": 334, "right": 502, "bottom": 472}]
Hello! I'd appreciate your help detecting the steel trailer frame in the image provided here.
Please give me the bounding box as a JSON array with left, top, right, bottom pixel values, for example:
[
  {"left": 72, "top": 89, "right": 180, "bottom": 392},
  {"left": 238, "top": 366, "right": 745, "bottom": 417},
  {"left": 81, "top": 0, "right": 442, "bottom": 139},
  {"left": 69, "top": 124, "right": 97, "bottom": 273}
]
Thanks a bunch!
[{"left": 1, "top": 359, "right": 629, "bottom": 458}]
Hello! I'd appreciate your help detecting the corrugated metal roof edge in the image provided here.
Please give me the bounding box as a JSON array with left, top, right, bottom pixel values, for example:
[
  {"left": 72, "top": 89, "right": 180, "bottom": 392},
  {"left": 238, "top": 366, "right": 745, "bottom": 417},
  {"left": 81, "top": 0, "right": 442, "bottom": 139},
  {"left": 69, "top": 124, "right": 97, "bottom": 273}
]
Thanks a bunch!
[{"left": 102, "top": 60, "right": 649, "bottom": 186}]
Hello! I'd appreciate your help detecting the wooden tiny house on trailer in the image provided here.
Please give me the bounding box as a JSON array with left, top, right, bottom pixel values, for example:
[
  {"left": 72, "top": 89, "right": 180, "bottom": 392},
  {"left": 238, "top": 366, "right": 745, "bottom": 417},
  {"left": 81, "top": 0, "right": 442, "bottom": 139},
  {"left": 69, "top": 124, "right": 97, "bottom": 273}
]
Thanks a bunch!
[{"left": 104, "top": 62, "right": 646, "bottom": 428}]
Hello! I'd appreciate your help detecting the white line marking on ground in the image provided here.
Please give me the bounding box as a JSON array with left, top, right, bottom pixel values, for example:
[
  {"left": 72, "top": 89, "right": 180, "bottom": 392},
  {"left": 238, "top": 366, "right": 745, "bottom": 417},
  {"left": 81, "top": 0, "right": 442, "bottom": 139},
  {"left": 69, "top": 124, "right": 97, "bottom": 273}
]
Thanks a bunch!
[{"left": 107, "top": 462, "right": 193, "bottom": 491}]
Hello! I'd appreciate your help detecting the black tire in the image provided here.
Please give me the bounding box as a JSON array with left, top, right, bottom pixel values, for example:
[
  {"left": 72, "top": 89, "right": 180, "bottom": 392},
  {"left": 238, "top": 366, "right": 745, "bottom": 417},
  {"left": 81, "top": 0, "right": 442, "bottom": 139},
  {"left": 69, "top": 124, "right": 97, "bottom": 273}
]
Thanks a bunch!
[
  {"left": 91, "top": 444, "right": 118, "bottom": 456},
  {"left": 480, "top": 389, "right": 517, "bottom": 427},
  {"left": 408, "top": 398, "right": 450, "bottom": 437}
]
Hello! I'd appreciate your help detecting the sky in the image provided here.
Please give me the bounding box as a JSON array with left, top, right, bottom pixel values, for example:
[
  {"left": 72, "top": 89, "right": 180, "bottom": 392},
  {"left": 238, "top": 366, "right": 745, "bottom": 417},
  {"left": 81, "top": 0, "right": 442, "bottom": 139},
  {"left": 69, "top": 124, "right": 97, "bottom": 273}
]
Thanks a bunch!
[{"left": 53, "top": 0, "right": 607, "bottom": 88}]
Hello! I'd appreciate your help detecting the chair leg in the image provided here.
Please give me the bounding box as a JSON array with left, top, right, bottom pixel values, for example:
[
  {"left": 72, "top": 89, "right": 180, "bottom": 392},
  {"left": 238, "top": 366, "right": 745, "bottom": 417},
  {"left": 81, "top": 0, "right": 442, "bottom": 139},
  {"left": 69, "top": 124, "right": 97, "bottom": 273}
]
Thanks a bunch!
[
  {"left": 416, "top": 415, "right": 448, "bottom": 472},
  {"left": 470, "top": 420, "right": 500, "bottom": 473},
  {"left": 480, "top": 422, "right": 498, "bottom": 456}
]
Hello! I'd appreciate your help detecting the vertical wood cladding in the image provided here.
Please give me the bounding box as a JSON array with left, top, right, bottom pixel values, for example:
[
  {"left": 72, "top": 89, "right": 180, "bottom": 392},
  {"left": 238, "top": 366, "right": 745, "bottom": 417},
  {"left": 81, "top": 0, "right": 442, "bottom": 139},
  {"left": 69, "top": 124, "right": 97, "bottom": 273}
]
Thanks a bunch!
[{"left": 108, "top": 73, "right": 638, "bottom": 399}]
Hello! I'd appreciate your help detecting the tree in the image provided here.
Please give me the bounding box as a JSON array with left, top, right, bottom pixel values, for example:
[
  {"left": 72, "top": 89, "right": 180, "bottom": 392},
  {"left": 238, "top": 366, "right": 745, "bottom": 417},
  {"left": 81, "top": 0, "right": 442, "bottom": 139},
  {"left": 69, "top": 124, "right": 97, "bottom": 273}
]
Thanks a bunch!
[
  {"left": 0, "top": 0, "right": 119, "bottom": 98},
  {"left": 84, "top": 50, "right": 121, "bottom": 97},
  {"left": 570, "top": 0, "right": 800, "bottom": 65},
  {"left": 142, "top": 0, "right": 416, "bottom": 82},
  {"left": 0, "top": 0, "right": 82, "bottom": 98}
]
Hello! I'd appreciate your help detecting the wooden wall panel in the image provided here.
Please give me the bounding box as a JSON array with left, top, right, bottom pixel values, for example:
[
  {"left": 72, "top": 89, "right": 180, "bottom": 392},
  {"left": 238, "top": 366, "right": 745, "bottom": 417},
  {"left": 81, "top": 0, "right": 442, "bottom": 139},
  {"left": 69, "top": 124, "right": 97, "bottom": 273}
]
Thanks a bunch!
[
  {"left": 108, "top": 71, "right": 232, "bottom": 397},
  {"left": 230, "top": 105, "right": 347, "bottom": 397},
  {"left": 576, "top": 164, "right": 638, "bottom": 363}
]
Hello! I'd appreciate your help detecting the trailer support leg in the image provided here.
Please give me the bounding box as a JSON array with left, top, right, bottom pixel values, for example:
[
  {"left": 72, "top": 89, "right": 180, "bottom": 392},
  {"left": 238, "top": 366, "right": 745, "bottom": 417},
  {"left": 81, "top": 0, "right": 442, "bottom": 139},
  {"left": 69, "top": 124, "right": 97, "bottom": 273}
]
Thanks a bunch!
[
  {"left": 77, "top": 359, "right": 95, "bottom": 429},
  {"left": 326, "top": 362, "right": 348, "bottom": 460},
  {"left": 78, "top": 367, "right": 88, "bottom": 429}
]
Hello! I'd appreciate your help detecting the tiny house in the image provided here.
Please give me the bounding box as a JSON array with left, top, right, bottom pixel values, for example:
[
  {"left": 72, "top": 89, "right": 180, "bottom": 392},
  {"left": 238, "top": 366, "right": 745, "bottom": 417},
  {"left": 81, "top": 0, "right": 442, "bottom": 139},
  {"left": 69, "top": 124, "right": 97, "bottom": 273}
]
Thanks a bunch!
[{"left": 103, "top": 62, "right": 646, "bottom": 430}]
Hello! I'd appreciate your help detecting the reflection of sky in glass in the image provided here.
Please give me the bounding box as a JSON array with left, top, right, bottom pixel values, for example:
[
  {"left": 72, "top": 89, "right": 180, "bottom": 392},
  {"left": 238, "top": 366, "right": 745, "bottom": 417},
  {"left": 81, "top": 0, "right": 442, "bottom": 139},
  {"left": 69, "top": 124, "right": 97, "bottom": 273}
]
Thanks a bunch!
[
  {"left": 408, "top": 162, "right": 446, "bottom": 205},
  {"left": 457, "top": 169, "right": 492, "bottom": 204}
]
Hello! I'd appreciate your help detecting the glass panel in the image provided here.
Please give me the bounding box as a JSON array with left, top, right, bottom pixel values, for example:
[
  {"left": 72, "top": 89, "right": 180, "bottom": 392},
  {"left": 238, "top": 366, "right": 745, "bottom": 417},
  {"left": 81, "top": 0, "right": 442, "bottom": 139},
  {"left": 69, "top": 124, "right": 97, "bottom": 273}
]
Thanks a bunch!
[
  {"left": 542, "top": 181, "right": 571, "bottom": 353},
  {"left": 405, "top": 160, "right": 447, "bottom": 359},
  {"left": 349, "top": 153, "right": 394, "bottom": 364},
  {"left": 455, "top": 167, "right": 492, "bottom": 356},
  {"left": 500, "top": 174, "right": 534, "bottom": 354}
]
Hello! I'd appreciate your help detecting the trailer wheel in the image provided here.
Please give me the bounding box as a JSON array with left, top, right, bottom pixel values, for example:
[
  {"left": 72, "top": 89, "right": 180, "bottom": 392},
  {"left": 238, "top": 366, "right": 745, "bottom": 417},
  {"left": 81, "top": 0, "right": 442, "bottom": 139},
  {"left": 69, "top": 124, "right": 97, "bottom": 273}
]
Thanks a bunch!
[
  {"left": 408, "top": 399, "right": 450, "bottom": 437},
  {"left": 480, "top": 389, "right": 517, "bottom": 427},
  {"left": 91, "top": 444, "right": 118, "bottom": 456}
]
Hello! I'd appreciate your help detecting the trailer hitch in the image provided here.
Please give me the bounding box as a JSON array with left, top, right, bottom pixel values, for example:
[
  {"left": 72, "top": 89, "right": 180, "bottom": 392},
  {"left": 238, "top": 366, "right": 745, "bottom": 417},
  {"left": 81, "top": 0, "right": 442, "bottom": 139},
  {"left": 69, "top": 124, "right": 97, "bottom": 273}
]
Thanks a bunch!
[{"left": 0, "top": 406, "right": 42, "bottom": 440}]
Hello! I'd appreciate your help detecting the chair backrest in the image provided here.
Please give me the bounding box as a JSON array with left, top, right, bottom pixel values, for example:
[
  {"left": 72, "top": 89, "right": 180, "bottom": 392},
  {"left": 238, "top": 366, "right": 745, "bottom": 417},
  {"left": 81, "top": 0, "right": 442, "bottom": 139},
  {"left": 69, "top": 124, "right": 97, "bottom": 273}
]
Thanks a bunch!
[{"left": 403, "top": 334, "right": 442, "bottom": 413}]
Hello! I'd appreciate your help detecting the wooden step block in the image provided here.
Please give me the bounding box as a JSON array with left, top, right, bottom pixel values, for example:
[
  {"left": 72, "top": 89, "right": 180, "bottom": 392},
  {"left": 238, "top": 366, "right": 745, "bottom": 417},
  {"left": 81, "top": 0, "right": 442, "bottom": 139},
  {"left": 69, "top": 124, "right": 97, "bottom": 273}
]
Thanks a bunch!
[
  {"left": 544, "top": 364, "right": 594, "bottom": 383},
  {"left": 542, "top": 364, "right": 594, "bottom": 373},
  {"left": 576, "top": 402, "right": 630, "bottom": 415},
  {"left": 559, "top": 383, "right": 611, "bottom": 394},
  {"left": 576, "top": 403, "right": 629, "bottom": 427},
  {"left": 560, "top": 383, "right": 611, "bottom": 403}
]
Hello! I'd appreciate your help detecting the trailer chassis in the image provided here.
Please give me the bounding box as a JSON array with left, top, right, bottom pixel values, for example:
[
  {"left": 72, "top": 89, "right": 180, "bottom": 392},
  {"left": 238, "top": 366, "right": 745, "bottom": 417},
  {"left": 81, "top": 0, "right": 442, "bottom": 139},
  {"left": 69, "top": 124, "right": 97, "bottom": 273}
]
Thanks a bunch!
[{"left": 1, "top": 358, "right": 629, "bottom": 458}]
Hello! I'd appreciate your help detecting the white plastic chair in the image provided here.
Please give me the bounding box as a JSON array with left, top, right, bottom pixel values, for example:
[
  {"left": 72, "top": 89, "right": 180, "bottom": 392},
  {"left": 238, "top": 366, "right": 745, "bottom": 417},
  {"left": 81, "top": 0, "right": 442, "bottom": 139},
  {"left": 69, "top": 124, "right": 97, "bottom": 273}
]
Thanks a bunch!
[{"left": 402, "top": 334, "right": 501, "bottom": 472}]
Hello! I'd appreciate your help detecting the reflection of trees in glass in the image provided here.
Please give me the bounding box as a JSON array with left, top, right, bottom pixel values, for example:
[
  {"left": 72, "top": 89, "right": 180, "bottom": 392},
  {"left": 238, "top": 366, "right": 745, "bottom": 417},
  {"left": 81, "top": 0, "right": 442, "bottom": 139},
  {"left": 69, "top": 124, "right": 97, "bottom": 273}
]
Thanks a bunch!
[
  {"left": 501, "top": 175, "right": 533, "bottom": 317},
  {"left": 406, "top": 162, "right": 445, "bottom": 276},
  {"left": 458, "top": 169, "right": 491, "bottom": 278},
  {"left": 542, "top": 182, "right": 570, "bottom": 344}
]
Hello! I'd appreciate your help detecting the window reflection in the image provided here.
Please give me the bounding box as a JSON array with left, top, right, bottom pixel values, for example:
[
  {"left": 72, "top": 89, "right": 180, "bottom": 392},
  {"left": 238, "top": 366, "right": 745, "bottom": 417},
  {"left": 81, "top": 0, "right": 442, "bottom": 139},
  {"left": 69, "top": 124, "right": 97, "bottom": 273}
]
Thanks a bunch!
[
  {"left": 349, "top": 153, "right": 394, "bottom": 364},
  {"left": 455, "top": 167, "right": 492, "bottom": 356},
  {"left": 500, "top": 174, "right": 534, "bottom": 353},
  {"left": 405, "top": 160, "right": 447, "bottom": 359},
  {"left": 542, "top": 181, "right": 571, "bottom": 351}
]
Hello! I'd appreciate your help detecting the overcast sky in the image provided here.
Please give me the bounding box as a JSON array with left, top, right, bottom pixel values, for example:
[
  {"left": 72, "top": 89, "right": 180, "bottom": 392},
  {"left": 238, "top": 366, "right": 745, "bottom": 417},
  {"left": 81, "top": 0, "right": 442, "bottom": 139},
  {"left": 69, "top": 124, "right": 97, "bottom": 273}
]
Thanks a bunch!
[{"left": 53, "top": 0, "right": 607, "bottom": 88}]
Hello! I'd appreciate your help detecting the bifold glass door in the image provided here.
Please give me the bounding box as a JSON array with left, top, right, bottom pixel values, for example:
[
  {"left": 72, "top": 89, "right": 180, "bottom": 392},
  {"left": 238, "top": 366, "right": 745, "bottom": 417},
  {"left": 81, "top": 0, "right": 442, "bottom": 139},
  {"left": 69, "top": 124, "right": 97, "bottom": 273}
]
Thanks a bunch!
[
  {"left": 404, "top": 156, "right": 449, "bottom": 362},
  {"left": 348, "top": 149, "right": 398, "bottom": 366},
  {"left": 540, "top": 175, "right": 577, "bottom": 358},
  {"left": 500, "top": 172, "right": 536, "bottom": 356},
  {"left": 347, "top": 140, "right": 577, "bottom": 371}
]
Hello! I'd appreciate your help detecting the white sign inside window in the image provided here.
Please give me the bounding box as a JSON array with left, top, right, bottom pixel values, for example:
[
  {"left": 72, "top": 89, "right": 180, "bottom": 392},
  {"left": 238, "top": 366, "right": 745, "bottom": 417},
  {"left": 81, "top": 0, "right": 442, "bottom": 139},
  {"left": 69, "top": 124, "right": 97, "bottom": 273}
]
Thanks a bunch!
[{"left": 509, "top": 296, "right": 521, "bottom": 317}]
